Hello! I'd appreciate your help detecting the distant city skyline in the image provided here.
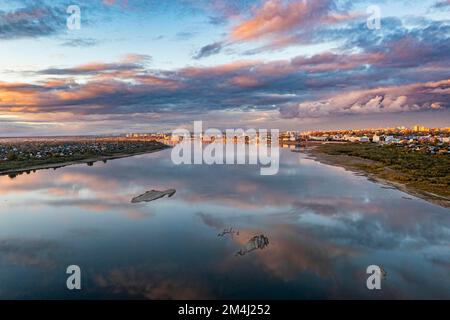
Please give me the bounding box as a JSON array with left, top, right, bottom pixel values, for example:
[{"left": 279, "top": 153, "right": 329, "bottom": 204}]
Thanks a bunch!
[
  {"left": 3, "top": 123, "right": 447, "bottom": 139},
  {"left": 0, "top": 0, "right": 449, "bottom": 136}
]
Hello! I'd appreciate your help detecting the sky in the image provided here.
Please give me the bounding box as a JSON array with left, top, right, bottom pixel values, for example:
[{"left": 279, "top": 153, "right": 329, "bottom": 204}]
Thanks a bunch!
[{"left": 0, "top": 0, "right": 449, "bottom": 136}]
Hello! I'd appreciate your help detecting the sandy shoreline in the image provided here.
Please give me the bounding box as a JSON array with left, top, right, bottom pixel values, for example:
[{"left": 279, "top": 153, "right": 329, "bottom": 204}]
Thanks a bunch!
[
  {"left": 305, "top": 146, "right": 450, "bottom": 209},
  {"left": 0, "top": 146, "right": 170, "bottom": 177}
]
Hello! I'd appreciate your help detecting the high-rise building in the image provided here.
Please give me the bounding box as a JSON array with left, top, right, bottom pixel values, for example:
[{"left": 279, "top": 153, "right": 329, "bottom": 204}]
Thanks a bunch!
[{"left": 412, "top": 125, "right": 429, "bottom": 132}]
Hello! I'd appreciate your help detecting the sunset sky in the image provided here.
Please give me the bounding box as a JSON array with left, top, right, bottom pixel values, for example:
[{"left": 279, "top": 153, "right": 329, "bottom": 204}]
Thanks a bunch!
[{"left": 0, "top": 0, "right": 449, "bottom": 136}]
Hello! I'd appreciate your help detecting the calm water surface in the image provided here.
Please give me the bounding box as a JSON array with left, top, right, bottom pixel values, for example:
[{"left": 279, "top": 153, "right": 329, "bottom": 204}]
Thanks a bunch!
[{"left": 0, "top": 148, "right": 449, "bottom": 299}]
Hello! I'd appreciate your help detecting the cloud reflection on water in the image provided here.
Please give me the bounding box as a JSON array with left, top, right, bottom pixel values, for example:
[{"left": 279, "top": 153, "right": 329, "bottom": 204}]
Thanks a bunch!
[{"left": 0, "top": 149, "right": 449, "bottom": 299}]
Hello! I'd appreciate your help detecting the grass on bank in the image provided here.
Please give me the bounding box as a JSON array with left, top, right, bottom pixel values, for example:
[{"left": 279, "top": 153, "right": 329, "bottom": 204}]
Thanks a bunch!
[{"left": 315, "top": 143, "right": 450, "bottom": 199}]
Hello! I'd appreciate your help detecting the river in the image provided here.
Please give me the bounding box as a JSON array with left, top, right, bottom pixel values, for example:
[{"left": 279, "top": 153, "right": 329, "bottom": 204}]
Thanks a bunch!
[{"left": 0, "top": 147, "right": 448, "bottom": 299}]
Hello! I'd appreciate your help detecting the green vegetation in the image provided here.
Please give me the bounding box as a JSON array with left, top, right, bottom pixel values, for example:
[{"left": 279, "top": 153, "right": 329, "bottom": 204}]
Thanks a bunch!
[
  {"left": 7, "top": 151, "right": 17, "bottom": 161},
  {"left": 0, "top": 142, "right": 169, "bottom": 176},
  {"left": 316, "top": 143, "right": 450, "bottom": 199}
]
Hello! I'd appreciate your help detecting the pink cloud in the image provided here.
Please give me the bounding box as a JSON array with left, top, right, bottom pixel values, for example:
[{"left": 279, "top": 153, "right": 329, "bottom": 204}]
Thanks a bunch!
[
  {"left": 230, "top": 0, "right": 360, "bottom": 43},
  {"left": 1, "top": 49, "right": 448, "bottom": 126}
]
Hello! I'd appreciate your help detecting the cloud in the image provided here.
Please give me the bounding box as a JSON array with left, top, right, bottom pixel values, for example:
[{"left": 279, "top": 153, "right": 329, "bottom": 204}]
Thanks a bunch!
[
  {"left": 194, "top": 41, "right": 223, "bottom": 59},
  {"left": 196, "top": 0, "right": 362, "bottom": 56},
  {"left": 119, "top": 53, "right": 152, "bottom": 64},
  {"left": 230, "top": 0, "right": 337, "bottom": 42},
  {"left": 36, "top": 56, "right": 148, "bottom": 76},
  {"left": 95, "top": 266, "right": 211, "bottom": 299},
  {"left": 175, "top": 31, "right": 197, "bottom": 41},
  {"left": 0, "top": 238, "right": 61, "bottom": 269},
  {"left": 280, "top": 79, "right": 450, "bottom": 118},
  {"left": 1, "top": 13, "right": 449, "bottom": 130},
  {"left": 2, "top": 35, "right": 449, "bottom": 120},
  {"left": 182, "top": 0, "right": 253, "bottom": 20},
  {"left": 0, "top": 5, "right": 66, "bottom": 40},
  {"left": 102, "top": 0, "right": 129, "bottom": 6},
  {"left": 61, "top": 38, "right": 100, "bottom": 47},
  {"left": 432, "top": 0, "right": 450, "bottom": 8}
]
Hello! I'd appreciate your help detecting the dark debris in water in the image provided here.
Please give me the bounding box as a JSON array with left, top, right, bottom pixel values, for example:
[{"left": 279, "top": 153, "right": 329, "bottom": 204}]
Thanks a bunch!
[
  {"left": 236, "top": 234, "right": 269, "bottom": 256},
  {"left": 131, "top": 189, "right": 176, "bottom": 203},
  {"left": 218, "top": 227, "right": 239, "bottom": 237}
]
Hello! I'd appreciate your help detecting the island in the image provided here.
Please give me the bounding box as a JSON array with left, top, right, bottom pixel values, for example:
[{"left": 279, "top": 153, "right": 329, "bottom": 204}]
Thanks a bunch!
[{"left": 131, "top": 189, "right": 176, "bottom": 203}]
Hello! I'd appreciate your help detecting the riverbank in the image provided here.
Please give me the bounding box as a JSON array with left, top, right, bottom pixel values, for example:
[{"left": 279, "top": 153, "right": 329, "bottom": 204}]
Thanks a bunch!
[
  {"left": 305, "top": 143, "right": 450, "bottom": 208},
  {"left": 0, "top": 143, "right": 170, "bottom": 177}
]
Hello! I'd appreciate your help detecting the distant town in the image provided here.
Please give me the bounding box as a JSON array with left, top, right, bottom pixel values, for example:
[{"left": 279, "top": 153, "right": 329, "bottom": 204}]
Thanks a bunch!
[
  {"left": 126, "top": 125, "right": 450, "bottom": 155},
  {"left": 0, "top": 137, "right": 167, "bottom": 177},
  {"left": 0, "top": 125, "right": 449, "bottom": 164},
  {"left": 287, "top": 125, "right": 450, "bottom": 155},
  {"left": 0, "top": 137, "right": 167, "bottom": 162}
]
